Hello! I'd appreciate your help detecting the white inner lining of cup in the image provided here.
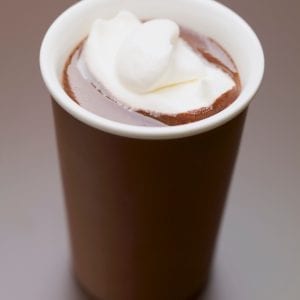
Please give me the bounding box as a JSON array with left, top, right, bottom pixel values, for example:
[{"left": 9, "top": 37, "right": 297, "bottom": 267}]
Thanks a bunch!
[{"left": 40, "top": 0, "right": 264, "bottom": 139}]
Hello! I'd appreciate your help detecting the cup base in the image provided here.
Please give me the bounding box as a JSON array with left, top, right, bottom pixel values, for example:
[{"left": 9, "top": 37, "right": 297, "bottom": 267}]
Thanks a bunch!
[{"left": 74, "top": 270, "right": 209, "bottom": 300}]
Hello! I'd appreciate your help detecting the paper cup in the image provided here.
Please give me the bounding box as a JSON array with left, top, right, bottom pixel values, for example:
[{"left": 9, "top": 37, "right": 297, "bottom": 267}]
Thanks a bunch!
[{"left": 40, "top": 1, "right": 264, "bottom": 299}]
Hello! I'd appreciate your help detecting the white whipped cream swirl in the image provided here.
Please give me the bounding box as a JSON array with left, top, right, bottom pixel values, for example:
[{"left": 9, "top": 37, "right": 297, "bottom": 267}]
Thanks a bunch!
[{"left": 80, "top": 11, "right": 235, "bottom": 115}]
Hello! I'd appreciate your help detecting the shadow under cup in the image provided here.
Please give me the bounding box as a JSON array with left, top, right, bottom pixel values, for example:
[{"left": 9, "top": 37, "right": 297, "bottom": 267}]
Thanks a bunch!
[{"left": 40, "top": 0, "right": 264, "bottom": 299}]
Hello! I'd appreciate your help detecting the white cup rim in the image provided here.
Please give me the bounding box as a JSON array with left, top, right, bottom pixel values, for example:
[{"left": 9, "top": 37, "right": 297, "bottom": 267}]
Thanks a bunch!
[{"left": 40, "top": 0, "right": 264, "bottom": 140}]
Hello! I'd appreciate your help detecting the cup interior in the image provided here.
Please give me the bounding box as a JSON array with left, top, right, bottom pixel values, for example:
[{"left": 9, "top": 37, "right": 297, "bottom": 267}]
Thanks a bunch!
[{"left": 40, "top": 0, "right": 264, "bottom": 139}]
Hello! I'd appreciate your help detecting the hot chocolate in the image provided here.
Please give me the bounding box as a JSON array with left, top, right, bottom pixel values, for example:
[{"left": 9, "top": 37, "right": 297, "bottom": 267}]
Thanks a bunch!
[
  {"left": 40, "top": 1, "right": 264, "bottom": 299},
  {"left": 63, "top": 12, "right": 241, "bottom": 126}
]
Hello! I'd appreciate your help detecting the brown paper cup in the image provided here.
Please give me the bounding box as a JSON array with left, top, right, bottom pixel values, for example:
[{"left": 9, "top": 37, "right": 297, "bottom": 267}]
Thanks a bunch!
[{"left": 40, "top": 1, "right": 264, "bottom": 299}]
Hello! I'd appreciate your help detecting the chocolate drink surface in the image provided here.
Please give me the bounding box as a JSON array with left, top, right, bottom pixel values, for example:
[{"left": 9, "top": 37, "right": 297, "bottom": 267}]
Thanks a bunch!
[{"left": 63, "top": 25, "right": 241, "bottom": 126}]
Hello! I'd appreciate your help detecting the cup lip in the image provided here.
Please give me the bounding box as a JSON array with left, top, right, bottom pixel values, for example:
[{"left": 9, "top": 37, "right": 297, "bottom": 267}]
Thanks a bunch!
[{"left": 40, "top": 0, "right": 264, "bottom": 140}]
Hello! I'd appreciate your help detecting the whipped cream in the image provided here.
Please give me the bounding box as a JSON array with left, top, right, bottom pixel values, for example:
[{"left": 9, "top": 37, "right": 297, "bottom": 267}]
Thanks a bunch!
[{"left": 80, "top": 11, "right": 235, "bottom": 115}]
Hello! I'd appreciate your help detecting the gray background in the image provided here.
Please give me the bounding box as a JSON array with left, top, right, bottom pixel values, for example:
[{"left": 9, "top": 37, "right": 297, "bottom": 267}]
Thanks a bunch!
[{"left": 0, "top": 0, "right": 299, "bottom": 299}]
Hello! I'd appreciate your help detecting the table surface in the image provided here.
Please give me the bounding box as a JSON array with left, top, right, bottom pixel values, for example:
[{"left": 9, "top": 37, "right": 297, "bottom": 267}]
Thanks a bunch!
[{"left": 0, "top": 1, "right": 299, "bottom": 299}]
